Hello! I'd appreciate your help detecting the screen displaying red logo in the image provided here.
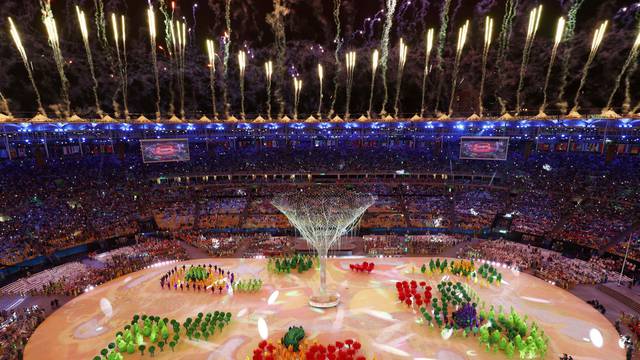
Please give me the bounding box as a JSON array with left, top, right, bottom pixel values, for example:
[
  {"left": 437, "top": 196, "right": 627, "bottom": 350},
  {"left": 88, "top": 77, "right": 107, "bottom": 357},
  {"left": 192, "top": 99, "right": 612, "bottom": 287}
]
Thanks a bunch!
[
  {"left": 152, "top": 144, "right": 179, "bottom": 156},
  {"left": 467, "top": 142, "right": 496, "bottom": 153},
  {"left": 141, "top": 139, "right": 190, "bottom": 163},
  {"left": 460, "top": 137, "right": 509, "bottom": 161}
]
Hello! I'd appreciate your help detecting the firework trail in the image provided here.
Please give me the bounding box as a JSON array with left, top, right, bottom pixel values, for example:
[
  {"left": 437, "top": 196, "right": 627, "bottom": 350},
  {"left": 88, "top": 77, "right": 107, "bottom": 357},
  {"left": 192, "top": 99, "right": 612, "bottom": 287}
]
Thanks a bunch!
[
  {"left": 317, "top": 64, "right": 323, "bottom": 118},
  {"left": 147, "top": 5, "right": 162, "bottom": 120},
  {"left": 368, "top": 50, "right": 379, "bottom": 118},
  {"left": 448, "top": 20, "right": 469, "bottom": 116},
  {"left": 237, "top": 51, "right": 248, "bottom": 119},
  {"left": 93, "top": 0, "right": 118, "bottom": 118},
  {"left": 350, "top": 9, "right": 383, "bottom": 44},
  {"left": 160, "top": 1, "right": 176, "bottom": 116},
  {"left": 172, "top": 21, "right": 187, "bottom": 119},
  {"left": 622, "top": 10, "right": 640, "bottom": 113},
  {"left": 478, "top": 17, "right": 493, "bottom": 117},
  {"left": 207, "top": 40, "right": 218, "bottom": 119},
  {"left": 378, "top": 0, "right": 398, "bottom": 116},
  {"left": 121, "top": 16, "right": 129, "bottom": 119},
  {"left": 76, "top": 6, "right": 102, "bottom": 117},
  {"left": 432, "top": 0, "right": 452, "bottom": 115},
  {"left": 494, "top": 0, "right": 519, "bottom": 114},
  {"left": 623, "top": 59, "right": 639, "bottom": 113},
  {"left": 111, "top": 14, "right": 124, "bottom": 119},
  {"left": 8, "top": 18, "right": 45, "bottom": 116},
  {"left": 394, "top": 2, "right": 408, "bottom": 36},
  {"left": 571, "top": 21, "right": 608, "bottom": 114},
  {"left": 557, "top": 0, "right": 585, "bottom": 112},
  {"left": 450, "top": 0, "right": 463, "bottom": 29},
  {"left": 605, "top": 26, "right": 640, "bottom": 111},
  {"left": 515, "top": 5, "right": 543, "bottom": 115},
  {"left": 42, "top": 1, "right": 71, "bottom": 117},
  {"left": 266, "top": 0, "right": 288, "bottom": 119},
  {"left": 391, "top": 0, "right": 432, "bottom": 40},
  {"left": 0, "top": 92, "right": 11, "bottom": 116},
  {"left": 394, "top": 1, "right": 437, "bottom": 42},
  {"left": 539, "top": 17, "right": 565, "bottom": 115},
  {"left": 344, "top": 51, "right": 356, "bottom": 119},
  {"left": 329, "top": 0, "right": 343, "bottom": 118},
  {"left": 497, "top": 0, "right": 518, "bottom": 62},
  {"left": 265, "top": 61, "right": 273, "bottom": 120},
  {"left": 393, "top": 39, "right": 408, "bottom": 118},
  {"left": 419, "top": 29, "right": 434, "bottom": 118},
  {"left": 93, "top": 0, "right": 108, "bottom": 50},
  {"left": 293, "top": 77, "right": 302, "bottom": 119},
  {"left": 192, "top": 3, "right": 198, "bottom": 45},
  {"left": 238, "top": 51, "right": 247, "bottom": 120},
  {"left": 181, "top": 21, "right": 188, "bottom": 119},
  {"left": 223, "top": 0, "right": 231, "bottom": 118}
]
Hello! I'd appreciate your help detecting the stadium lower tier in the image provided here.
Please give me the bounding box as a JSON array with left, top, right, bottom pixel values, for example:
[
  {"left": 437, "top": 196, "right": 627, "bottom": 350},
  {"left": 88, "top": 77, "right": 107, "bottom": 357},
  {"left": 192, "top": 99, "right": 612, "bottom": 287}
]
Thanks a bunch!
[{"left": 25, "top": 257, "right": 623, "bottom": 359}]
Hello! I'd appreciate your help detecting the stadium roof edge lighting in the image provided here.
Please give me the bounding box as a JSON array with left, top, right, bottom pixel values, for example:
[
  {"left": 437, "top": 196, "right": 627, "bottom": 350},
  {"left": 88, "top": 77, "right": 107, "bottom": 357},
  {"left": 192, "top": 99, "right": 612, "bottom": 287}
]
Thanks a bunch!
[
  {"left": 0, "top": 118, "right": 637, "bottom": 133},
  {"left": 0, "top": 114, "right": 638, "bottom": 125}
]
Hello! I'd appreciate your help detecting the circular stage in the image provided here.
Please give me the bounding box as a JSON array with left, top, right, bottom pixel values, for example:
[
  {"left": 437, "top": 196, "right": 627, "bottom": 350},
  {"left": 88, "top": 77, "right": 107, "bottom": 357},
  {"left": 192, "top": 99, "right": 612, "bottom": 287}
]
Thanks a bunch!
[{"left": 25, "top": 257, "right": 624, "bottom": 359}]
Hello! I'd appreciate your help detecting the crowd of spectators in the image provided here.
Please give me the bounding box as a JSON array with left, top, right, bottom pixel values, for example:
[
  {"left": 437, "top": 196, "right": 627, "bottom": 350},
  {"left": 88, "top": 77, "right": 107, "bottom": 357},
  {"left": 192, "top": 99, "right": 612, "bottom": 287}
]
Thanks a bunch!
[
  {"left": 241, "top": 236, "right": 293, "bottom": 257},
  {"left": 409, "top": 234, "right": 467, "bottom": 255},
  {"left": 362, "top": 235, "right": 408, "bottom": 256},
  {"left": 0, "top": 146, "right": 638, "bottom": 267},
  {"left": 621, "top": 312, "right": 640, "bottom": 344},
  {"left": 405, "top": 185, "right": 452, "bottom": 229},
  {"left": 176, "top": 231, "right": 241, "bottom": 257},
  {"left": 0, "top": 238, "right": 185, "bottom": 359},
  {"left": 454, "top": 189, "right": 505, "bottom": 230},
  {"left": 510, "top": 190, "right": 565, "bottom": 236},
  {"left": 360, "top": 196, "right": 406, "bottom": 228},
  {"left": 589, "top": 255, "right": 635, "bottom": 275},
  {"left": 457, "top": 240, "right": 629, "bottom": 288},
  {"left": 173, "top": 230, "right": 302, "bottom": 258},
  {"left": 556, "top": 199, "right": 635, "bottom": 249},
  {"left": 612, "top": 231, "right": 640, "bottom": 262},
  {"left": 1, "top": 239, "right": 186, "bottom": 297},
  {"left": 0, "top": 262, "right": 88, "bottom": 296},
  {"left": 0, "top": 306, "right": 45, "bottom": 360},
  {"left": 362, "top": 234, "right": 466, "bottom": 256},
  {"left": 360, "top": 213, "right": 406, "bottom": 228},
  {"left": 198, "top": 197, "right": 246, "bottom": 229},
  {"left": 0, "top": 158, "right": 144, "bottom": 266}
]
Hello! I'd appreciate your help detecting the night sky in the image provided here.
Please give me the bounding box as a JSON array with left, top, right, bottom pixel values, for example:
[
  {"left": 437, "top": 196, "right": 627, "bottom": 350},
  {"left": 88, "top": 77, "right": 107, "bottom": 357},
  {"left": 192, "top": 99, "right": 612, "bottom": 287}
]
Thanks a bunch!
[{"left": 0, "top": 0, "right": 638, "bottom": 118}]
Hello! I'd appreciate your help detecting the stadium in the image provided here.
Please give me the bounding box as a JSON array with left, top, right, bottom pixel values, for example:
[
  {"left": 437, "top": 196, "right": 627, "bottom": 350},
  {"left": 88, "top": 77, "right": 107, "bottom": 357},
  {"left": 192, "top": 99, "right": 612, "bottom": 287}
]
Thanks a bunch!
[{"left": 0, "top": 0, "right": 639, "bottom": 359}]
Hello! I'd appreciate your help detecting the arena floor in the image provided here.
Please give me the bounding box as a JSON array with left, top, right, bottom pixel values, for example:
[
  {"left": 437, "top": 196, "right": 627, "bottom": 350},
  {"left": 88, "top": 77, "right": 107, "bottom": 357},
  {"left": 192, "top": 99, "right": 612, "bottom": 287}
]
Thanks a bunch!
[{"left": 24, "top": 257, "right": 624, "bottom": 359}]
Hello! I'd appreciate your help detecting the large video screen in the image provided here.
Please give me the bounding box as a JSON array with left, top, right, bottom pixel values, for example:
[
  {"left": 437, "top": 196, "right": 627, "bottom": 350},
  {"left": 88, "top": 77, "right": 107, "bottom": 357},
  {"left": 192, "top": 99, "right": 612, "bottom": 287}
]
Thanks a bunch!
[
  {"left": 140, "top": 138, "right": 190, "bottom": 163},
  {"left": 460, "top": 136, "right": 509, "bottom": 161}
]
